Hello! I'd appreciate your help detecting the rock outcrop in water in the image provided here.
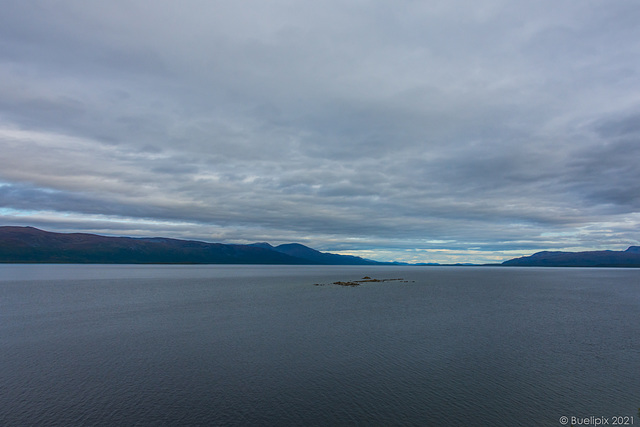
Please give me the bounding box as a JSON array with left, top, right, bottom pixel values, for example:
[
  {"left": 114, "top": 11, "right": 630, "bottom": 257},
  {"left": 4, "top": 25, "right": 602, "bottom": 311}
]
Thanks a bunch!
[{"left": 313, "top": 276, "right": 413, "bottom": 287}]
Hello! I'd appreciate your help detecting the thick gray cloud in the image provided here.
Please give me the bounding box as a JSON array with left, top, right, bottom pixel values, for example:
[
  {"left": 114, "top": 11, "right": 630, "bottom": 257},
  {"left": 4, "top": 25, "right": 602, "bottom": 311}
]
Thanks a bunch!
[{"left": 1, "top": 0, "right": 639, "bottom": 263}]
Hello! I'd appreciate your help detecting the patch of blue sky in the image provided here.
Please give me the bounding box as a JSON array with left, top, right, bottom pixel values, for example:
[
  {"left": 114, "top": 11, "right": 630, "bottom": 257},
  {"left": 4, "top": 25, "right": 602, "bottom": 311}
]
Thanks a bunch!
[{"left": 0, "top": 207, "right": 40, "bottom": 216}]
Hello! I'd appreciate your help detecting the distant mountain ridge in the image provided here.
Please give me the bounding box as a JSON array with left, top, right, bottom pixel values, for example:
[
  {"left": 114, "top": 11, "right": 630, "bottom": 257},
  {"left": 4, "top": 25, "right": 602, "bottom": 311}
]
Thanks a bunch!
[
  {"left": 502, "top": 246, "right": 640, "bottom": 267},
  {"left": 250, "top": 242, "right": 379, "bottom": 265},
  {"left": 4, "top": 226, "right": 638, "bottom": 267},
  {"left": 0, "top": 226, "right": 383, "bottom": 265}
]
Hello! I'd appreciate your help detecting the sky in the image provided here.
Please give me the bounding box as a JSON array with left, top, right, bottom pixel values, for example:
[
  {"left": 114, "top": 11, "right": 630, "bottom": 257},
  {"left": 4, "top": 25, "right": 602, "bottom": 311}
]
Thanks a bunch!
[{"left": 1, "top": 0, "right": 640, "bottom": 264}]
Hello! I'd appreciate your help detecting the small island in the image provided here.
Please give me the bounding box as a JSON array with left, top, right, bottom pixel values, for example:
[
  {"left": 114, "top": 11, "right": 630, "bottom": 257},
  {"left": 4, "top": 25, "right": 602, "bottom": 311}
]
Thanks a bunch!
[{"left": 313, "top": 276, "right": 413, "bottom": 287}]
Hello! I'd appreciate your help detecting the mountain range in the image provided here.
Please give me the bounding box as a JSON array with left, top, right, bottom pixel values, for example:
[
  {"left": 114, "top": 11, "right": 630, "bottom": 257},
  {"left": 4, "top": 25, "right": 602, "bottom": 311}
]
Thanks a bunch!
[
  {"left": 0, "top": 226, "right": 384, "bottom": 265},
  {"left": 2, "top": 226, "right": 639, "bottom": 266},
  {"left": 501, "top": 246, "right": 640, "bottom": 267}
]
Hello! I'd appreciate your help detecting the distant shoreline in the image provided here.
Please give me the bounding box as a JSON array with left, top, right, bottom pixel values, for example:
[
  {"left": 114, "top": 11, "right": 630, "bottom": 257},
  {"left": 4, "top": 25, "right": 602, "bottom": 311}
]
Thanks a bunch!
[{"left": 1, "top": 226, "right": 639, "bottom": 267}]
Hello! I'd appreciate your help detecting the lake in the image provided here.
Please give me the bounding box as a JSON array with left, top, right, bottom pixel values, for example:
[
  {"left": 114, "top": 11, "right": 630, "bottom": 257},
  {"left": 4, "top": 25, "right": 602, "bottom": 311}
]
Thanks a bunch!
[{"left": 1, "top": 265, "right": 638, "bottom": 426}]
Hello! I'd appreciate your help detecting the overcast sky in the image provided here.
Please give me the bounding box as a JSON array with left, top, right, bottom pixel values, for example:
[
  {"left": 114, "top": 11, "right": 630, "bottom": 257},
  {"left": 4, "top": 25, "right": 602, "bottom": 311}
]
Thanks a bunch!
[{"left": 1, "top": 0, "right": 639, "bottom": 263}]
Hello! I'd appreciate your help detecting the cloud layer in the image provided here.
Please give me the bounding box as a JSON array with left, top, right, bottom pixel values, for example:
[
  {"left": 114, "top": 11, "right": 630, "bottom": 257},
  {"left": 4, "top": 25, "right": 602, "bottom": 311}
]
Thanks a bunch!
[{"left": 2, "top": 0, "right": 639, "bottom": 263}]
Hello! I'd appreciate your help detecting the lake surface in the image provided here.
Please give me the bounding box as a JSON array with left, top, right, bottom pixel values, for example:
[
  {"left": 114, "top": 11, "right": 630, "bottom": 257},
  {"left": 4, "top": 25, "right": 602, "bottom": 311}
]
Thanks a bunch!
[{"left": 1, "top": 265, "right": 638, "bottom": 426}]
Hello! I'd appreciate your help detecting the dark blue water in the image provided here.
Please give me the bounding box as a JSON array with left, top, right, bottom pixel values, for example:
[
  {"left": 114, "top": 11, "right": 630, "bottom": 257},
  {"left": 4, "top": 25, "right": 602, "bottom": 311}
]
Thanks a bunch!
[{"left": 1, "top": 265, "right": 639, "bottom": 426}]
